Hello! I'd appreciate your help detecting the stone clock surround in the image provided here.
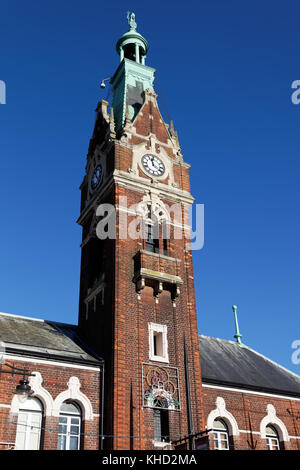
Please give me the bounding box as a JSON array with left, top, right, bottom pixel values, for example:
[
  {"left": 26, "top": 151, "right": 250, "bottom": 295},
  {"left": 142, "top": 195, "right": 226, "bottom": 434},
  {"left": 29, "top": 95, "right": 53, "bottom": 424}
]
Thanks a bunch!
[{"left": 131, "top": 139, "right": 175, "bottom": 185}]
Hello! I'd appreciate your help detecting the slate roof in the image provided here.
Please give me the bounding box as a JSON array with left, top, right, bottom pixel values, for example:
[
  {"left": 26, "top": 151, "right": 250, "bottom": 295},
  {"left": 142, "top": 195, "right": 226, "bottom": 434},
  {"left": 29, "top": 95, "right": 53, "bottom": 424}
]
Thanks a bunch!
[
  {"left": 0, "top": 312, "right": 101, "bottom": 366},
  {"left": 199, "top": 335, "right": 300, "bottom": 398},
  {"left": 1, "top": 313, "right": 299, "bottom": 396}
]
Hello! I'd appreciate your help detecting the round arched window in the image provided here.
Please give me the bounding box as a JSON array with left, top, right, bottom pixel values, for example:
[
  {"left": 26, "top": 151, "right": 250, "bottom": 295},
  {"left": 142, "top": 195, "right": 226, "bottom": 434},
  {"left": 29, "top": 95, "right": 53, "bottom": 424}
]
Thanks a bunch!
[
  {"left": 266, "top": 425, "right": 280, "bottom": 450},
  {"left": 57, "top": 401, "right": 81, "bottom": 450},
  {"left": 212, "top": 418, "right": 229, "bottom": 450}
]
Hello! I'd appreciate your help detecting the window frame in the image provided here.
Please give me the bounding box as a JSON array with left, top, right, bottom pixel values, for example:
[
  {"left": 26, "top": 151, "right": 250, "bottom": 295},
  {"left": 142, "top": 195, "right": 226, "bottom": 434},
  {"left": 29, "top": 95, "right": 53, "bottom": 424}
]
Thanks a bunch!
[
  {"left": 266, "top": 425, "right": 280, "bottom": 450},
  {"left": 153, "top": 409, "right": 170, "bottom": 443},
  {"left": 84, "top": 282, "right": 105, "bottom": 320},
  {"left": 15, "top": 398, "right": 43, "bottom": 450},
  {"left": 148, "top": 323, "right": 169, "bottom": 363},
  {"left": 212, "top": 418, "right": 229, "bottom": 450},
  {"left": 57, "top": 402, "right": 82, "bottom": 451},
  {"left": 145, "top": 223, "right": 159, "bottom": 254}
]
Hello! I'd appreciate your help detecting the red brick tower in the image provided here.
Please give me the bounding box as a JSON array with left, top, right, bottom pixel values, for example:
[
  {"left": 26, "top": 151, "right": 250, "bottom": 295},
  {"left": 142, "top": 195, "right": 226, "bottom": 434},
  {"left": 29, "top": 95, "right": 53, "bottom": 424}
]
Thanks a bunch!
[{"left": 77, "top": 13, "right": 204, "bottom": 450}]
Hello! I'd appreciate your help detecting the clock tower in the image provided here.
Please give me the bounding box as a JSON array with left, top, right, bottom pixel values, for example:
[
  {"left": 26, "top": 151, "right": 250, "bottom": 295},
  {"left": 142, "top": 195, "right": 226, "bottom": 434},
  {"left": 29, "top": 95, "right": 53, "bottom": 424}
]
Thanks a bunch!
[{"left": 77, "top": 13, "right": 205, "bottom": 450}]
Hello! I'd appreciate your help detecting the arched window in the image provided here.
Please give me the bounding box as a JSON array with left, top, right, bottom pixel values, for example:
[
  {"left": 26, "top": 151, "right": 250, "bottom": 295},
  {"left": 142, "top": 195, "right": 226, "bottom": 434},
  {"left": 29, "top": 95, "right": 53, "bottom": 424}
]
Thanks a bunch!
[
  {"left": 57, "top": 401, "right": 81, "bottom": 450},
  {"left": 266, "top": 425, "right": 280, "bottom": 450},
  {"left": 15, "top": 397, "right": 43, "bottom": 450},
  {"left": 212, "top": 418, "right": 229, "bottom": 450}
]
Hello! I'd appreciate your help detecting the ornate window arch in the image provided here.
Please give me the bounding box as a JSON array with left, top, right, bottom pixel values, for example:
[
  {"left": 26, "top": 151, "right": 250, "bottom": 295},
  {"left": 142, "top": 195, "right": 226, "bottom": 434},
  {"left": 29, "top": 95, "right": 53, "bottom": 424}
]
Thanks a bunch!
[
  {"left": 52, "top": 377, "right": 94, "bottom": 421},
  {"left": 207, "top": 397, "right": 239, "bottom": 437},
  {"left": 260, "top": 404, "right": 289, "bottom": 443},
  {"left": 136, "top": 192, "right": 170, "bottom": 255},
  {"left": 10, "top": 371, "right": 53, "bottom": 416},
  {"left": 136, "top": 193, "right": 170, "bottom": 225}
]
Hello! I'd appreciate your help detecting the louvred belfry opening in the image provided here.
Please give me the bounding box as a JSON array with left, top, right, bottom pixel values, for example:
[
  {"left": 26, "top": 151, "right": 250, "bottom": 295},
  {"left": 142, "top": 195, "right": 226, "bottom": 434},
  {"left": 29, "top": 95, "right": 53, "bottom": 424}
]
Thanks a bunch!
[{"left": 77, "top": 13, "right": 205, "bottom": 450}]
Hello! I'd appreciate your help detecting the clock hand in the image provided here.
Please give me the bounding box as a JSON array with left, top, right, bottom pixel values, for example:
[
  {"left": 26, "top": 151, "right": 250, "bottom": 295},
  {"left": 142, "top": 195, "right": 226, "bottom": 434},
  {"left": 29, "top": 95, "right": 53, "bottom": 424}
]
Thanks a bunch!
[{"left": 148, "top": 160, "right": 155, "bottom": 170}]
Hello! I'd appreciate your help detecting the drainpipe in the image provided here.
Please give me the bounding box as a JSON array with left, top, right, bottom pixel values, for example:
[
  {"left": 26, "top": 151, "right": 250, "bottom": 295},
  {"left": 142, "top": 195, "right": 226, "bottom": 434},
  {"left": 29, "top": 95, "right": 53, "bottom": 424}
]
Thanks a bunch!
[
  {"left": 100, "top": 360, "right": 105, "bottom": 450},
  {"left": 184, "top": 338, "right": 194, "bottom": 450}
]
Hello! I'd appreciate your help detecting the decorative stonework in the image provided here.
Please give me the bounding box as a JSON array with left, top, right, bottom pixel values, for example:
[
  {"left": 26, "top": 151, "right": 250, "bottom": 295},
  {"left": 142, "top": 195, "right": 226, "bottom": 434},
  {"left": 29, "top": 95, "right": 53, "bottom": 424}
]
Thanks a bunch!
[
  {"left": 207, "top": 397, "right": 239, "bottom": 436},
  {"left": 96, "top": 99, "right": 109, "bottom": 124},
  {"left": 10, "top": 371, "right": 54, "bottom": 416},
  {"left": 136, "top": 191, "right": 170, "bottom": 224},
  {"left": 130, "top": 138, "right": 175, "bottom": 185},
  {"left": 133, "top": 266, "right": 182, "bottom": 304},
  {"left": 168, "top": 120, "right": 182, "bottom": 160},
  {"left": 109, "top": 107, "right": 116, "bottom": 139},
  {"left": 142, "top": 363, "right": 180, "bottom": 411},
  {"left": 52, "top": 376, "right": 94, "bottom": 421},
  {"left": 260, "top": 404, "right": 289, "bottom": 442},
  {"left": 120, "top": 105, "right": 133, "bottom": 143}
]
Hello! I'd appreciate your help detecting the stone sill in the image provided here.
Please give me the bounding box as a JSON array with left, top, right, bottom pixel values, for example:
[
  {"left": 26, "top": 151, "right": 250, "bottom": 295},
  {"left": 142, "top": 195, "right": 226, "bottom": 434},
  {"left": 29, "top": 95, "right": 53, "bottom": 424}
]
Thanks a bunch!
[
  {"left": 137, "top": 268, "right": 183, "bottom": 285},
  {"left": 152, "top": 440, "right": 172, "bottom": 449}
]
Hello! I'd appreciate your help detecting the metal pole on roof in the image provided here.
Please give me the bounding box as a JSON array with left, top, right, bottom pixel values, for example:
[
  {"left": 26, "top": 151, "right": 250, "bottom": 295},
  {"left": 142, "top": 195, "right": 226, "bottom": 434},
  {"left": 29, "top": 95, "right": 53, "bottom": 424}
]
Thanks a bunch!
[{"left": 232, "top": 305, "right": 243, "bottom": 345}]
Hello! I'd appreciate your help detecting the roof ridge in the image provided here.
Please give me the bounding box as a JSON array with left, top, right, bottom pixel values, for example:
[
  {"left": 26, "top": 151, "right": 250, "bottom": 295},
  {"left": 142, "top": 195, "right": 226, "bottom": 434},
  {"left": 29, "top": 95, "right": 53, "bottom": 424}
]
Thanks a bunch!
[
  {"left": 0, "top": 312, "right": 77, "bottom": 329},
  {"left": 0, "top": 311, "right": 45, "bottom": 322},
  {"left": 198, "top": 334, "right": 236, "bottom": 345}
]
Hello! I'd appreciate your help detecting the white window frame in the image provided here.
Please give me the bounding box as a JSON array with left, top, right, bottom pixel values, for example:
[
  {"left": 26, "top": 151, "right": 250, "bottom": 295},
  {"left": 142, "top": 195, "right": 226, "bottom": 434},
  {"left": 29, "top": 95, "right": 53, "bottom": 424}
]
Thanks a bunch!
[
  {"left": 266, "top": 426, "right": 280, "bottom": 450},
  {"left": 15, "top": 399, "right": 43, "bottom": 450},
  {"left": 212, "top": 419, "right": 229, "bottom": 450},
  {"left": 58, "top": 405, "right": 81, "bottom": 451},
  {"left": 148, "top": 323, "right": 169, "bottom": 363}
]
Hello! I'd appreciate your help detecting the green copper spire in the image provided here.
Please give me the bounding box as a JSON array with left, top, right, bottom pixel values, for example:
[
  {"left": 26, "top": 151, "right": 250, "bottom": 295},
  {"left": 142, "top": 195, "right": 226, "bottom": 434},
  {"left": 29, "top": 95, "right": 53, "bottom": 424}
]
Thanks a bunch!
[
  {"left": 111, "top": 13, "right": 155, "bottom": 135},
  {"left": 232, "top": 305, "right": 243, "bottom": 345}
]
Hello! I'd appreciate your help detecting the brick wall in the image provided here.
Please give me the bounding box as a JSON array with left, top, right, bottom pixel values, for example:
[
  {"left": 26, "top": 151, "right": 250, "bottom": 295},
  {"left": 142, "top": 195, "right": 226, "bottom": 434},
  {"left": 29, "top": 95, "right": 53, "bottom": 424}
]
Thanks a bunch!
[
  {"left": 202, "top": 385, "right": 300, "bottom": 450},
  {"left": 108, "top": 96, "right": 204, "bottom": 449},
  {"left": 0, "top": 358, "right": 101, "bottom": 450}
]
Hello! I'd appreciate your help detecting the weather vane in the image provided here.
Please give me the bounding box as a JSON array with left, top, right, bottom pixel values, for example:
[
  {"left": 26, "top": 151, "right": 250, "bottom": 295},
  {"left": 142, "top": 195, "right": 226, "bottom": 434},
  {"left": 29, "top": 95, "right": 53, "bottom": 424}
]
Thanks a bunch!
[{"left": 127, "top": 11, "right": 137, "bottom": 30}]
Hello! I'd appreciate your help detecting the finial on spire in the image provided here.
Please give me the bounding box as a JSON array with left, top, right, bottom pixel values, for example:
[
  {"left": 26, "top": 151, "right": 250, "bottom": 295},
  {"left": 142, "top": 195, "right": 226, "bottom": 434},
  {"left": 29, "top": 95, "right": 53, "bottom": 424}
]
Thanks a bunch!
[
  {"left": 127, "top": 11, "right": 137, "bottom": 31},
  {"left": 232, "top": 305, "right": 243, "bottom": 345}
]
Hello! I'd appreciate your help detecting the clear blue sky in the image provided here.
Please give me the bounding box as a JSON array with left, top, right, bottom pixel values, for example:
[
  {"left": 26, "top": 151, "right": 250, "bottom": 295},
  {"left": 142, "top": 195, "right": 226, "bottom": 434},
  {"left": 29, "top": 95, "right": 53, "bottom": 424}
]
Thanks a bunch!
[{"left": 0, "top": 1, "right": 299, "bottom": 374}]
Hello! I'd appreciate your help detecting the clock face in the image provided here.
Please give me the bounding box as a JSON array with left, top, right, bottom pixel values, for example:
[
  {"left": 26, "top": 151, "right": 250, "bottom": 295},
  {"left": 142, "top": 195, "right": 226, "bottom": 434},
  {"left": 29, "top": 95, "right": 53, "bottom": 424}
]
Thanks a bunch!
[
  {"left": 91, "top": 164, "right": 102, "bottom": 190},
  {"left": 141, "top": 154, "right": 165, "bottom": 177}
]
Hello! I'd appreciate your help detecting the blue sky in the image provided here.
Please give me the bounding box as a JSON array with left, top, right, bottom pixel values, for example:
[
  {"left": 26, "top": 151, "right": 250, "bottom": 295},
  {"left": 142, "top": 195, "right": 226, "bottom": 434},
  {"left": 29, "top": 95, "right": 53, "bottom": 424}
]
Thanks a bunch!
[{"left": 0, "top": 0, "right": 299, "bottom": 374}]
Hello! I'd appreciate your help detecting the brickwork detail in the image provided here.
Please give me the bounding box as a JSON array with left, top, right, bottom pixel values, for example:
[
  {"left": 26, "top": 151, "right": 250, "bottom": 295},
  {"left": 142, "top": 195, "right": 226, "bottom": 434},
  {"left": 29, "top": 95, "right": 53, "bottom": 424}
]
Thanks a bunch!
[
  {"left": 0, "top": 359, "right": 101, "bottom": 450},
  {"left": 203, "top": 386, "right": 300, "bottom": 450}
]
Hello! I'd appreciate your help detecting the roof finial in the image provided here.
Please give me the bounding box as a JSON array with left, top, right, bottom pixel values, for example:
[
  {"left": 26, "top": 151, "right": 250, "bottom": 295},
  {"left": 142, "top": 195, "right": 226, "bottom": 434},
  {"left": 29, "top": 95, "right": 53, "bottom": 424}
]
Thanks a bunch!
[
  {"left": 232, "top": 305, "right": 243, "bottom": 345},
  {"left": 127, "top": 11, "right": 137, "bottom": 31}
]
